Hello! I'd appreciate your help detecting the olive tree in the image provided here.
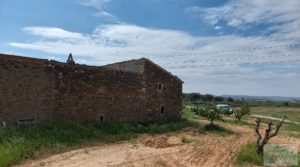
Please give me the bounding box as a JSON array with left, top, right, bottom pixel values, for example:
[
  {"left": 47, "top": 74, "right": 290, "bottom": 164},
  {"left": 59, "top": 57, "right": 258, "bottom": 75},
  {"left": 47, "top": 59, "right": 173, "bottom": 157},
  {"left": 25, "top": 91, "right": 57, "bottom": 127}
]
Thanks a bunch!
[
  {"left": 198, "top": 104, "right": 223, "bottom": 126},
  {"left": 234, "top": 103, "right": 251, "bottom": 121}
]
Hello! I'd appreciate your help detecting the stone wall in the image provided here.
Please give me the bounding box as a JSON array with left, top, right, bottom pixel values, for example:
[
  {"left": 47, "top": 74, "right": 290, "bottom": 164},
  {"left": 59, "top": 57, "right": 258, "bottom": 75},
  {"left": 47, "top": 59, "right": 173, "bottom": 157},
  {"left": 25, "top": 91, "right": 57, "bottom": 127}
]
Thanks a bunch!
[
  {"left": 104, "top": 59, "right": 145, "bottom": 73},
  {"left": 51, "top": 63, "right": 147, "bottom": 123},
  {"left": 105, "top": 58, "right": 183, "bottom": 121},
  {"left": 0, "top": 55, "right": 182, "bottom": 125},
  {"left": 0, "top": 58, "right": 53, "bottom": 124},
  {"left": 143, "top": 61, "right": 182, "bottom": 121}
]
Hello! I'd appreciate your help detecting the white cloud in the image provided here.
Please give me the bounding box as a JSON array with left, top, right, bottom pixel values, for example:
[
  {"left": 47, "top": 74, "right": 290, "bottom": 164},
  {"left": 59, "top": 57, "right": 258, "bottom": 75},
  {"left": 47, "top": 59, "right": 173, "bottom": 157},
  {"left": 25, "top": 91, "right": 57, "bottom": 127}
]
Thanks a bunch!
[
  {"left": 214, "top": 26, "right": 222, "bottom": 30},
  {"left": 23, "top": 27, "right": 85, "bottom": 40},
  {"left": 78, "top": 0, "right": 117, "bottom": 20},
  {"left": 186, "top": 0, "right": 300, "bottom": 38},
  {"left": 80, "top": 0, "right": 110, "bottom": 5},
  {"left": 227, "top": 19, "right": 241, "bottom": 27}
]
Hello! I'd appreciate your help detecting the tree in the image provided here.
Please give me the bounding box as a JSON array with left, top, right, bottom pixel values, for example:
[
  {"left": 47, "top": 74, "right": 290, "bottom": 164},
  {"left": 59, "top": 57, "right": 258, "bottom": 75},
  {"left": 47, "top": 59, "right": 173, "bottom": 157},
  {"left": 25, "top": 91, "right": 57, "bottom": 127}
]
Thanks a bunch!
[
  {"left": 234, "top": 103, "right": 251, "bottom": 121},
  {"left": 227, "top": 97, "right": 234, "bottom": 102},
  {"left": 255, "top": 116, "right": 286, "bottom": 156},
  {"left": 214, "top": 96, "right": 224, "bottom": 102},
  {"left": 198, "top": 104, "right": 223, "bottom": 126},
  {"left": 204, "top": 94, "right": 214, "bottom": 101},
  {"left": 190, "top": 93, "right": 201, "bottom": 101}
]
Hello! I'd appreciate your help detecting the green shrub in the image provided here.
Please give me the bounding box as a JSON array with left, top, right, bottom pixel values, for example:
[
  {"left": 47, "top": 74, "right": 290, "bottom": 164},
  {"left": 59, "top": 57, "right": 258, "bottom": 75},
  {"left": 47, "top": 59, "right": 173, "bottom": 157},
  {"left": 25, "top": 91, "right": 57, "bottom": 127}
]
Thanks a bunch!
[
  {"left": 236, "top": 143, "right": 263, "bottom": 166},
  {"left": 199, "top": 124, "right": 234, "bottom": 136}
]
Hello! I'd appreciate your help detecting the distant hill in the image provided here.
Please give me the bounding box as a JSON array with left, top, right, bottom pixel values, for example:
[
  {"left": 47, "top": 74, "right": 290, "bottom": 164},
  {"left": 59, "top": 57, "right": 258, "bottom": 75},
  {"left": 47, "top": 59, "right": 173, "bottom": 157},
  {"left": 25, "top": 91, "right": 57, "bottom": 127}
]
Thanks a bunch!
[{"left": 222, "top": 95, "right": 300, "bottom": 101}]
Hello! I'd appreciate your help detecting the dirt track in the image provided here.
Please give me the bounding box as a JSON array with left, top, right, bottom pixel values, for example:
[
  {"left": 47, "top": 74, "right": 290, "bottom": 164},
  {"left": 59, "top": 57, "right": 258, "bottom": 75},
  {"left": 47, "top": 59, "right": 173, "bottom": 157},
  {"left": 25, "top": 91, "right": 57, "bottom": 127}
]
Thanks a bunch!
[{"left": 16, "top": 120, "right": 300, "bottom": 167}]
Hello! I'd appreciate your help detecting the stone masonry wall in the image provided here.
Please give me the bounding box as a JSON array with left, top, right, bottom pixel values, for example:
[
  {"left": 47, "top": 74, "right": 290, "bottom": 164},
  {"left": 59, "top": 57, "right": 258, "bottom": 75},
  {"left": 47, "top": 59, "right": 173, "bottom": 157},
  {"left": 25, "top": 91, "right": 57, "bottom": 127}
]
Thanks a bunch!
[
  {"left": 0, "top": 55, "right": 182, "bottom": 125},
  {"left": 143, "top": 61, "right": 182, "bottom": 121},
  {"left": 0, "top": 58, "right": 54, "bottom": 124},
  {"left": 104, "top": 60, "right": 145, "bottom": 73},
  {"left": 51, "top": 63, "right": 147, "bottom": 123}
]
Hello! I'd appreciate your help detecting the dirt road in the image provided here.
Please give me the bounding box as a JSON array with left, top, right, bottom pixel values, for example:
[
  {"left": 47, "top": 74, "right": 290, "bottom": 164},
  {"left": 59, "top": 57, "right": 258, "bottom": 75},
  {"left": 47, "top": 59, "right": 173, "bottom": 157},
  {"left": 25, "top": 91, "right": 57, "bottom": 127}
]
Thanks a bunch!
[{"left": 15, "top": 120, "right": 299, "bottom": 167}]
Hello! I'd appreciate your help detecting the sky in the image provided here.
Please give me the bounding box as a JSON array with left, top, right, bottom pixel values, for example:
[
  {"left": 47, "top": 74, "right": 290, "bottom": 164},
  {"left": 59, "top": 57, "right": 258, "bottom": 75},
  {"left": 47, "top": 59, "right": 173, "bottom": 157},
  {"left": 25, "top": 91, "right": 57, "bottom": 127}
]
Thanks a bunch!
[{"left": 0, "top": 0, "right": 300, "bottom": 96}]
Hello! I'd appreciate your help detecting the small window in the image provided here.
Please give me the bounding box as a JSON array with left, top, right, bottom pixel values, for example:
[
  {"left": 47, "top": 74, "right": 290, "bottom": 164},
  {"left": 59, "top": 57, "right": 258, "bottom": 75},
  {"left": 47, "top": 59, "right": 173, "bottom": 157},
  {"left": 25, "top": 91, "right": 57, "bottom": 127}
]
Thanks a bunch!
[
  {"left": 99, "top": 116, "right": 104, "bottom": 122},
  {"left": 158, "top": 83, "right": 163, "bottom": 91},
  {"left": 160, "top": 106, "right": 165, "bottom": 114}
]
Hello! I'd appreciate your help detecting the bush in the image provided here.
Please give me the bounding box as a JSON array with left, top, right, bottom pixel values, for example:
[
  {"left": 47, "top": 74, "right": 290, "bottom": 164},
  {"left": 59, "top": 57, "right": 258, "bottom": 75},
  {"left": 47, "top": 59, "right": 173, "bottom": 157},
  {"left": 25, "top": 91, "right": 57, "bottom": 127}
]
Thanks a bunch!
[
  {"left": 199, "top": 124, "right": 234, "bottom": 136},
  {"left": 236, "top": 143, "right": 263, "bottom": 166}
]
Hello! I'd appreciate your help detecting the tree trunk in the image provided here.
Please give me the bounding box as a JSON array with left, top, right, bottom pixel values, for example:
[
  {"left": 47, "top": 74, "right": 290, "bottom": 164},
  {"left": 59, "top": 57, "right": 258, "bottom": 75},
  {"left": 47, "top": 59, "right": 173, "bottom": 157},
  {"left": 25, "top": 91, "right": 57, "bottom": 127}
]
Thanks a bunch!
[
  {"left": 256, "top": 144, "right": 264, "bottom": 156},
  {"left": 254, "top": 116, "right": 286, "bottom": 156}
]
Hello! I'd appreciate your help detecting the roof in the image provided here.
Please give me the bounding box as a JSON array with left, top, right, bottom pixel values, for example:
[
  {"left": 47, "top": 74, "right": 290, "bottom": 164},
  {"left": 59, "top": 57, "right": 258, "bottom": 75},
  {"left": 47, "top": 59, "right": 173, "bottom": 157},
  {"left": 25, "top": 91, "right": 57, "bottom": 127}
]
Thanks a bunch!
[
  {"left": 104, "top": 58, "right": 183, "bottom": 83},
  {"left": 0, "top": 53, "right": 48, "bottom": 64}
]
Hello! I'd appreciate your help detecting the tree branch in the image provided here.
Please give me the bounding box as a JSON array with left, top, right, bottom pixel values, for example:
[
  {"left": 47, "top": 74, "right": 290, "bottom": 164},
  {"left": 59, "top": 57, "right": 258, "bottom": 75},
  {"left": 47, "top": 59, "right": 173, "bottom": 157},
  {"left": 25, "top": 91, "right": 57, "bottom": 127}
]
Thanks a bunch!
[
  {"left": 269, "top": 116, "right": 286, "bottom": 138},
  {"left": 255, "top": 118, "right": 262, "bottom": 145}
]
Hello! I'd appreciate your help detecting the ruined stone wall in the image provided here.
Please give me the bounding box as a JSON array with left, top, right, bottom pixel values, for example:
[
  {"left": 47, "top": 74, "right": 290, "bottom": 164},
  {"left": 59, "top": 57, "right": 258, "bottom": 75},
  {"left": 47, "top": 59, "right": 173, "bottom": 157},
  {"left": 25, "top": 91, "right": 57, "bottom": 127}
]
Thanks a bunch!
[
  {"left": 51, "top": 64, "right": 147, "bottom": 123},
  {"left": 143, "top": 61, "right": 182, "bottom": 121},
  {"left": 104, "top": 60, "right": 145, "bottom": 73},
  {"left": 0, "top": 59, "right": 54, "bottom": 124},
  {"left": 0, "top": 55, "right": 182, "bottom": 125}
]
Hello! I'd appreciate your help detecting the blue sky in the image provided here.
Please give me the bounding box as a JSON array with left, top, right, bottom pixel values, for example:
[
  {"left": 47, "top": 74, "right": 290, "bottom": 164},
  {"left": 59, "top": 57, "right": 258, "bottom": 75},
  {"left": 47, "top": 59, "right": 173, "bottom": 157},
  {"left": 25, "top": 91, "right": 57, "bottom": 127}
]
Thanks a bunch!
[{"left": 1, "top": 0, "right": 300, "bottom": 96}]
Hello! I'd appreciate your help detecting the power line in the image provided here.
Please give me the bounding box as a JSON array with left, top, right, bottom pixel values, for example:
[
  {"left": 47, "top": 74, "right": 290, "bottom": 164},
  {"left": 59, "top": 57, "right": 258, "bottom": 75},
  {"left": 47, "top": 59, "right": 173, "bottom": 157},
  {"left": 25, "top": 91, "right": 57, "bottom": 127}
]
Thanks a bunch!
[
  {"left": 169, "top": 59, "right": 300, "bottom": 69},
  {"left": 165, "top": 43, "right": 300, "bottom": 58},
  {"left": 162, "top": 54, "right": 298, "bottom": 65},
  {"left": 182, "top": 54, "right": 297, "bottom": 63}
]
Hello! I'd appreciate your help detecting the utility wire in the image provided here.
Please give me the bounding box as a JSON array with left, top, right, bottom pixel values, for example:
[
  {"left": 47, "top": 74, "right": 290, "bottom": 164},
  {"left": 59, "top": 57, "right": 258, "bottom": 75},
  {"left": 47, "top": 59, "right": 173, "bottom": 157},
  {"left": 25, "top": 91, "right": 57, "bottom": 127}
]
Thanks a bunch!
[
  {"left": 169, "top": 59, "right": 300, "bottom": 69},
  {"left": 165, "top": 43, "right": 300, "bottom": 58},
  {"left": 181, "top": 54, "right": 298, "bottom": 63},
  {"left": 162, "top": 54, "right": 299, "bottom": 65}
]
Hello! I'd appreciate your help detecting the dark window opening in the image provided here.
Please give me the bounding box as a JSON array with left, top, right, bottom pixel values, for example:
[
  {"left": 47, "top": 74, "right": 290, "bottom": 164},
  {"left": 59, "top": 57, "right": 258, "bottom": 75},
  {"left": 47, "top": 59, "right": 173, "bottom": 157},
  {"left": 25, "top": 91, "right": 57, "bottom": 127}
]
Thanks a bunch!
[
  {"left": 158, "top": 83, "right": 162, "bottom": 91},
  {"left": 160, "top": 106, "right": 165, "bottom": 114},
  {"left": 99, "top": 116, "right": 104, "bottom": 122}
]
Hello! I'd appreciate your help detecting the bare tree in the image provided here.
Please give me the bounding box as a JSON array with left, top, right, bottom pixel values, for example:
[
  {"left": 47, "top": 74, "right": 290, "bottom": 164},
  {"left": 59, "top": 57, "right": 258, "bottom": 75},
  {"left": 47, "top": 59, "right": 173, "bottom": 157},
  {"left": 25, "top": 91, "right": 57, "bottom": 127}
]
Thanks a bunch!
[{"left": 255, "top": 116, "right": 286, "bottom": 156}]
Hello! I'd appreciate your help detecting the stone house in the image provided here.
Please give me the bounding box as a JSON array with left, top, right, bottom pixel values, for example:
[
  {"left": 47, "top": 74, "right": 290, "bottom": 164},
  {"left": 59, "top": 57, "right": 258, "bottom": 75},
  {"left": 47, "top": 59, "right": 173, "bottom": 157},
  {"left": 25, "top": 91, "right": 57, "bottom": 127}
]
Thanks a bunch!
[{"left": 0, "top": 53, "right": 183, "bottom": 124}]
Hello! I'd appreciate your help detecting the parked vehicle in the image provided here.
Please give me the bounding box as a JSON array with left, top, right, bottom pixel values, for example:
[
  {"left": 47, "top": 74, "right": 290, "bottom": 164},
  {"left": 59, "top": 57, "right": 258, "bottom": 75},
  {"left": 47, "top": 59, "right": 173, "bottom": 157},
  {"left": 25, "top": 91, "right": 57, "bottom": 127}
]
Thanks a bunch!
[{"left": 216, "top": 104, "right": 233, "bottom": 114}]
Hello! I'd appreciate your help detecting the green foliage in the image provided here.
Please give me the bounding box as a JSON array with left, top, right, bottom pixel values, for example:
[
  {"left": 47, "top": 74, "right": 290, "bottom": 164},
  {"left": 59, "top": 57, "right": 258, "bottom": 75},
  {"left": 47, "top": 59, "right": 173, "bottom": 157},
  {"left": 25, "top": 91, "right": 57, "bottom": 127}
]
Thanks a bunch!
[
  {"left": 182, "top": 93, "right": 215, "bottom": 102},
  {"left": 251, "top": 106, "right": 300, "bottom": 122},
  {"left": 281, "top": 122, "right": 300, "bottom": 138},
  {"left": 199, "top": 124, "right": 234, "bottom": 136},
  {"left": 234, "top": 103, "right": 251, "bottom": 121},
  {"left": 190, "top": 93, "right": 201, "bottom": 101},
  {"left": 282, "top": 122, "right": 300, "bottom": 132},
  {"left": 196, "top": 104, "right": 223, "bottom": 125},
  {"left": 236, "top": 143, "right": 263, "bottom": 166},
  {"left": 0, "top": 119, "right": 196, "bottom": 167},
  {"left": 214, "top": 96, "right": 224, "bottom": 102},
  {"left": 181, "top": 107, "right": 202, "bottom": 120},
  {"left": 227, "top": 97, "right": 234, "bottom": 102}
]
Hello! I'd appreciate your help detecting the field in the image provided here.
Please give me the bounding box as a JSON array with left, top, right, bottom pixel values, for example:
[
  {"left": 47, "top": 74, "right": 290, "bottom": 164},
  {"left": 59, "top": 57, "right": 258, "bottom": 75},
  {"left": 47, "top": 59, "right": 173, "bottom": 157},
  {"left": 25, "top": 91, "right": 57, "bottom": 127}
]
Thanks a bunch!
[
  {"left": 251, "top": 106, "right": 300, "bottom": 122},
  {"left": 1, "top": 105, "right": 300, "bottom": 167}
]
